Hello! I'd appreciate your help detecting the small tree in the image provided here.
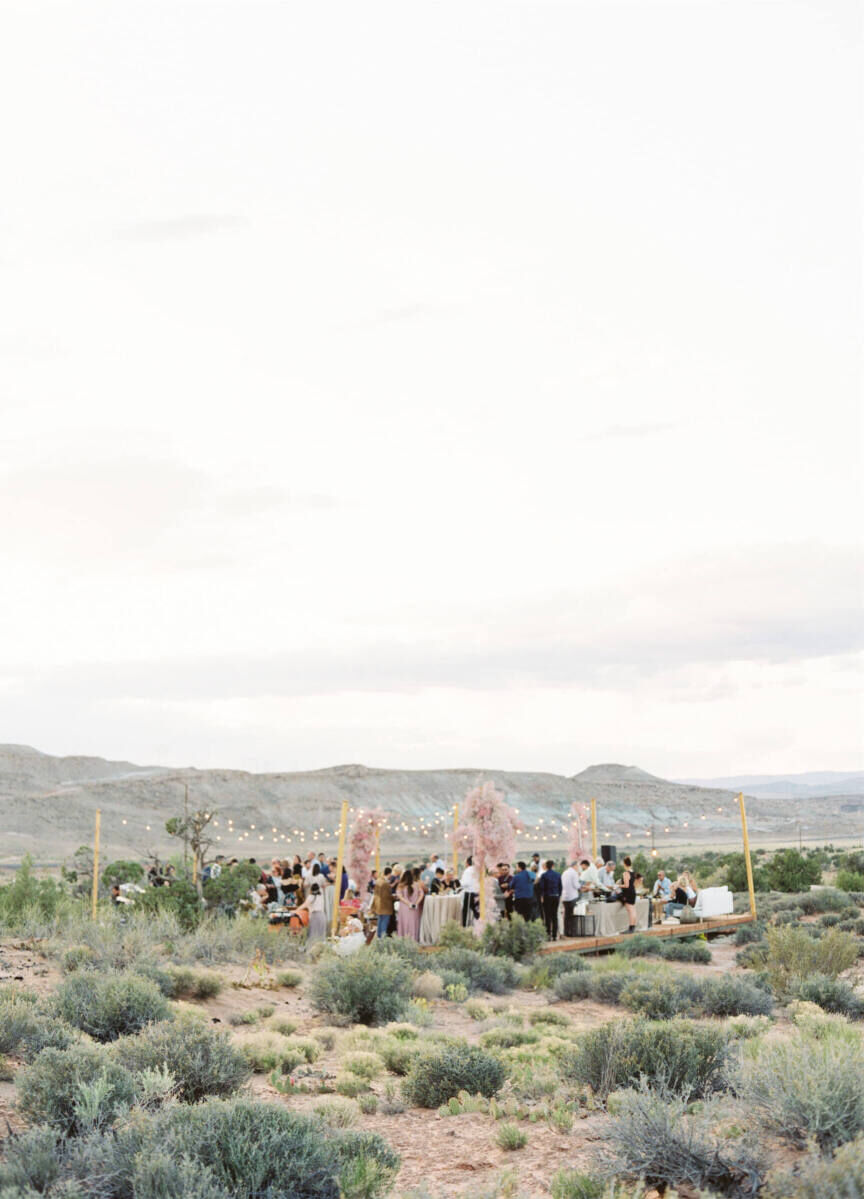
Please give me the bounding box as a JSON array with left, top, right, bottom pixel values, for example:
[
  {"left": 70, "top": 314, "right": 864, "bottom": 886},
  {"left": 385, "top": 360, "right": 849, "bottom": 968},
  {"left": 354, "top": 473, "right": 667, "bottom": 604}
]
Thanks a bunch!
[
  {"left": 100, "top": 860, "right": 144, "bottom": 889},
  {"left": 766, "top": 849, "right": 821, "bottom": 893},
  {"left": 722, "top": 852, "right": 768, "bottom": 894},
  {"left": 166, "top": 807, "right": 217, "bottom": 896}
]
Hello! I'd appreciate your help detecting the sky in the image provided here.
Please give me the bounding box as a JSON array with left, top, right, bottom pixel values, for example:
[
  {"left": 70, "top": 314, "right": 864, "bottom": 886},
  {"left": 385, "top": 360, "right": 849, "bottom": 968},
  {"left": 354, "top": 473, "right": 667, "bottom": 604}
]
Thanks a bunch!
[{"left": 1, "top": 0, "right": 861, "bottom": 779}]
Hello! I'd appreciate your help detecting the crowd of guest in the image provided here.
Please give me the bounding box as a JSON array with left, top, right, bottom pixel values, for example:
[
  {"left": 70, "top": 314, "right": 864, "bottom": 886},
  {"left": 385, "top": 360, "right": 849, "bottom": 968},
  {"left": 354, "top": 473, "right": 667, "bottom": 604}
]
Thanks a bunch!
[{"left": 129, "top": 847, "right": 701, "bottom": 945}]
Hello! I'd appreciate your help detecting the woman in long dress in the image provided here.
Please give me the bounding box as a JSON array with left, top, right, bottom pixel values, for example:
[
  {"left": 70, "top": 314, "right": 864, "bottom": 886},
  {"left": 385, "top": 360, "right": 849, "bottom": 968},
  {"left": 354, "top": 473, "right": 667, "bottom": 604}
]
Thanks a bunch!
[
  {"left": 297, "top": 882, "right": 327, "bottom": 942},
  {"left": 396, "top": 869, "right": 424, "bottom": 941}
]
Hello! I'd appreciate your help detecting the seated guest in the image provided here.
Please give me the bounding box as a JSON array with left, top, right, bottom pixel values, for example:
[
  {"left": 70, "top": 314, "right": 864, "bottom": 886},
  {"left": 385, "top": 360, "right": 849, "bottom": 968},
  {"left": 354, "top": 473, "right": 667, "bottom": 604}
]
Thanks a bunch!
[
  {"left": 430, "top": 867, "right": 448, "bottom": 894},
  {"left": 442, "top": 869, "right": 458, "bottom": 892},
  {"left": 665, "top": 872, "right": 697, "bottom": 918},
  {"left": 652, "top": 870, "right": 672, "bottom": 900},
  {"left": 597, "top": 859, "right": 618, "bottom": 893}
]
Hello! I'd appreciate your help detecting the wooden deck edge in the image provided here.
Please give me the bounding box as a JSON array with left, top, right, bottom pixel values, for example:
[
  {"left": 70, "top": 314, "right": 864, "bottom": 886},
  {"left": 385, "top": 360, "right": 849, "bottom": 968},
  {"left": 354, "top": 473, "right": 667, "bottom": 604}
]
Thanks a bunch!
[{"left": 536, "top": 913, "right": 754, "bottom": 955}]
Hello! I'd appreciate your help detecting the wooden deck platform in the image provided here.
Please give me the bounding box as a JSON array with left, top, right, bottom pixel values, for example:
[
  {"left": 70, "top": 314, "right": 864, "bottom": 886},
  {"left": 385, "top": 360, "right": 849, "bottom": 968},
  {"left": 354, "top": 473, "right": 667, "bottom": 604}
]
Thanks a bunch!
[{"left": 536, "top": 912, "right": 754, "bottom": 956}]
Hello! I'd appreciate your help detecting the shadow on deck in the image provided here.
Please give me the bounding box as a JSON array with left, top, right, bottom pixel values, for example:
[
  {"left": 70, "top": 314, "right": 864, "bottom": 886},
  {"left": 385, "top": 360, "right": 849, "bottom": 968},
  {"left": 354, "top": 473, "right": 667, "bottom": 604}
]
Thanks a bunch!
[{"left": 537, "top": 912, "right": 755, "bottom": 956}]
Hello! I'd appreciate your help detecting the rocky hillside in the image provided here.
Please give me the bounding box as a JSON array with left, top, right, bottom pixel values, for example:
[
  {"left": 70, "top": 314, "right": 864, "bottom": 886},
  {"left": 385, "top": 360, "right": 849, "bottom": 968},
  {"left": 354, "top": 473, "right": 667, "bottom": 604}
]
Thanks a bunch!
[{"left": 1, "top": 745, "right": 860, "bottom": 865}]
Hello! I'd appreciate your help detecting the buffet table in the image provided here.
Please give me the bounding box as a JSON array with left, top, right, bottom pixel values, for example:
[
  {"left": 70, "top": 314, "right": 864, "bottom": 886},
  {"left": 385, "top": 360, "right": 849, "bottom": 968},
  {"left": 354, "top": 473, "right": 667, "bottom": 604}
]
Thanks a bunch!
[
  {"left": 419, "top": 893, "right": 462, "bottom": 945},
  {"left": 585, "top": 897, "right": 650, "bottom": 936}
]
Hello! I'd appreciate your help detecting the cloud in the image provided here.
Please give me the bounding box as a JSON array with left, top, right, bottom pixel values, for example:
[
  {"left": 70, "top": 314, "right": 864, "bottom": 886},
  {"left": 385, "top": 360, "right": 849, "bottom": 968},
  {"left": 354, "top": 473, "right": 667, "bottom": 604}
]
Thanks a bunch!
[
  {"left": 115, "top": 214, "right": 246, "bottom": 243},
  {"left": 581, "top": 422, "right": 678, "bottom": 441}
]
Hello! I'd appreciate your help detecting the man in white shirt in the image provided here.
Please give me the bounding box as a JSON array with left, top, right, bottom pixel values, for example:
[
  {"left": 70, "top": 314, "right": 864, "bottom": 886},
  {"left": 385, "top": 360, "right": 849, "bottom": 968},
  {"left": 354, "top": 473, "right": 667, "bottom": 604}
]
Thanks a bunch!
[
  {"left": 578, "top": 858, "right": 601, "bottom": 894},
  {"left": 460, "top": 856, "right": 479, "bottom": 927},
  {"left": 651, "top": 870, "right": 671, "bottom": 899},
  {"left": 561, "top": 859, "right": 583, "bottom": 933}
]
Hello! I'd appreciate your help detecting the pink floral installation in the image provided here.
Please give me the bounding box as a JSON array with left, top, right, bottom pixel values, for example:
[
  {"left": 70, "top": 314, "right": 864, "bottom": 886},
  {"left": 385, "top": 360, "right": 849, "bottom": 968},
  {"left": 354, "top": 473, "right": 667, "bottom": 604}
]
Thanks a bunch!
[
  {"left": 568, "top": 801, "right": 590, "bottom": 865},
  {"left": 345, "top": 806, "right": 388, "bottom": 898},
  {"left": 450, "top": 781, "right": 523, "bottom": 934}
]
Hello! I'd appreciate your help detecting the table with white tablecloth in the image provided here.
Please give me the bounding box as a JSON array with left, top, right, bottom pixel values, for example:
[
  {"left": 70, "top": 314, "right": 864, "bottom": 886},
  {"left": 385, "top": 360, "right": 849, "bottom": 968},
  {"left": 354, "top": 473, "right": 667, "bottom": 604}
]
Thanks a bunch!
[
  {"left": 585, "top": 897, "right": 649, "bottom": 936},
  {"left": 419, "top": 893, "right": 462, "bottom": 945}
]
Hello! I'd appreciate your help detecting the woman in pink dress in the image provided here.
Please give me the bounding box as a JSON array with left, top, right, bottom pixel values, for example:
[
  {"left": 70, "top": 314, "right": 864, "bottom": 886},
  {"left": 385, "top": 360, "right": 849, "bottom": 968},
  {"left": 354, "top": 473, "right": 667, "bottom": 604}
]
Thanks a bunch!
[{"left": 396, "top": 869, "right": 424, "bottom": 941}]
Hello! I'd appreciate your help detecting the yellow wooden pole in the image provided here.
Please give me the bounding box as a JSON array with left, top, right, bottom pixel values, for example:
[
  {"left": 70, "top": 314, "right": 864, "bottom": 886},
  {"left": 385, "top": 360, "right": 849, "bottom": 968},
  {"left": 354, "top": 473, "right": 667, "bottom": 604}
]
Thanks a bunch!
[
  {"left": 91, "top": 809, "right": 101, "bottom": 920},
  {"left": 452, "top": 804, "right": 459, "bottom": 876},
  {"left": 330, "top": 800, "right": 349, "bottom": 938},
  {"left": 738, "top": 792, "right": 757, "bottom": 919},
  {"left": 590, "top": 797, "right": 598, "bottom": 860},
  {"left": 374, "top": 826, "right": 380, "bottom": 876}
]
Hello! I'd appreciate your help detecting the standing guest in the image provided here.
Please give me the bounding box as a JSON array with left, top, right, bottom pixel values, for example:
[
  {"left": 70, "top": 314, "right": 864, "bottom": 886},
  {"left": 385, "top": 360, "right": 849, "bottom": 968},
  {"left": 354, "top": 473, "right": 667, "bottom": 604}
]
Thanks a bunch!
[
  {"left": 538, "top": 859, "right": 562, "bottom": 940},
  {"left": 530, "top": 853, "right": 542, "bottom": 877},
  {"left": 561, "top": 859, "right": 582, "bottom": 929},
  {"left": 292, "top": 855, "right": 303, "bottom": 878},
  {"left": 420, "top": 855, "right": 438, "bottom": 886},
  {"left": 367, "top": 869, "right": 378, "bottom": 896},
  {"left": 336, "top": 859, "right": 349, "bottom": 900},
  {"left": 460, "top": 856, "right": 480, "bottom": 926},
  {"left": 579, "top": 858, "right": 601, "bottom": 894},
  {"left": 396, "top": 869, "right": 424, "bottom": 940},
  {"left": 617, "top": 856, "right": 638, "bottom": 934},
  {"left": 497, "top": 863, "right": 514, "bottom": 919},
  {"left": 318, "top": 853, "right": 331, "bottom": 879},
  {"left": 598, "top": 859, "right": 618, "bottom": 893},
  {"left": 511, "top": 862, "right": 536, "bottom": 922},
  {"left": 370, "top": 871, "right": 395, "bottom": 938},
  {"left": 296, "top": 882, "right": 326, "bottom": 941}
]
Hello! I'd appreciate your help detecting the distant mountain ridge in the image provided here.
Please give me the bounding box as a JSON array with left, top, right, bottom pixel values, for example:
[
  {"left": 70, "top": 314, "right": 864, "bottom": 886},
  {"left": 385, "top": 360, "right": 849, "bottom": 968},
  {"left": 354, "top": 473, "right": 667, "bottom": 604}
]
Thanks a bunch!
[
  {"left": 678, "top": 770, "right": 864, "bottom": 799},
  {"left": 1, "top": 745, "right": 861, "bottom": 864}
]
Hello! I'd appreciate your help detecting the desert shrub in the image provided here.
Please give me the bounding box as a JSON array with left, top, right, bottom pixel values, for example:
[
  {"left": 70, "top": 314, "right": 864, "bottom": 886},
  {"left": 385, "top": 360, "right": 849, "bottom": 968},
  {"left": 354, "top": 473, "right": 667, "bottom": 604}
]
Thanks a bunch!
[
  {"left": 550, "top": 1172, "right": 605, "bottom": 1199},
  {"left": 61, "top": 944, "right": 100, "bottom": 972},
  {"left": 619, "top": 973, "right": 696, "bottom": 1019},
  {"left": 736, "top": 940, "right": 768, "bottom": 968},
  {"left": 342, "top": 1051, "right": 384, "bottom": 1080},
  {"left": 602, "top": 1085, "right": 765, "bottom": 1197},
  {"left": 229, "top": 1010, "right": 260, "bottom": 1027},
  {"left": 464, "top": 998, "right": 492, "bottom": 1020},
  {"left": 138, "top": 1098, "right": 399, "bottom": 1199},
  {"left": 615, "top": 933, "right": 658, "bottom": 958},
  {"left": 480, "top": 1027, "right": 541, "bottom": 1049},
  {"left": 367, "top": 936, "right": 423, "bottom": 966},
  {"left": 775, "top": 908, "right": 804, "bottom": 926},
  {"left": 496, "top": 1123, "right": 527, "bottom": 1150},
  {"left": 529, "top": 1008, "right": 570, "bottom": 1027},
  {"left": 819, "top": 912, "right": 842, "bottom": 928},
  {"left": 795, "top": 974, "right": 863, "bottom": 1018},
  {"left": 376, "top": 1037, "right": 420, "bottom": 1076},
  {"left": 737, "top": 1032, "right": 864, "bottom": 1150},
  {"left": 312, "top": 1097, "right": 358, "bottom": 1128},
  {"left": 0, "top": 993, "right": 75, "bottom": 1059},
  {"left": 334, "top": 1074, "right": 369, "bottom": 1097},
  {"left": 101, "top": 859, "right": 144, "bottom": 889},
  {"left": 694, "top": 974, "right": 774, "bottom": 1017},
  {"left": 411, "top": 971, "right": 444, "bottom": 1000},
  {"left": 113, "top": 1011, "right": 251, "bottom": 1101},
  {"left": 52, "top": 971, "right": 171, "bottom": 1042},
  {"left": 202, "top": 862, "right": 261, "bottom": 909},
  {"left": 481, "top": 915, "right": 546, "bottom": 961},
  {"left": 524, "top": 953, "right": 590, "bottom": 989},
  {"left": 797, "top": 888, "right": 854, "bottom": 915},
  {"left": 437, "top": 921, "right": 477, "bottom": 950},
  {"left": 0, "top": 856, "right": 70, "bottom": 932},
  {"left": 757, "top": 926, "right": 859, "bottom": 997},
  {"left": 276, "top": 969, "right": 303, "bottom": 987},
  {"left": 553, "top": 971, "right": 594, "bottom": 1002},
  {"left": 571, "top": 1018, "right": 729, "bottom": 1100},
  {"left": 435, "top": 948, "right": 517, "bottom": 994},
  {"left": 661, "top": 938, "right": 712, "bottom": 963},
  {"left": 16, "top": 1043, "right": 136, "bottom": 1134},
  {"left": 402, "top": 1043, "right": 506, "bottom": 1107},
  {"left": 357, "top": 1093, "right": 378, "bottom": 1115},
  {"left": 590, "top": 968, "right": 635, "bottom": 1005},
  {"left": 161, "top": 965, "right": 223, "bottom": 1000},
  {"left": 309, "top": 952, "right": 412, "bottom": 1026},
  {"left": 136, "top": 878, "right": 203, "bottom": 930},
  {"left": 763, "top": 1134, "right": 864, "bottom": 1198},
  {"left": 734, "top": 921, "right": 765, "bottom": 945}
]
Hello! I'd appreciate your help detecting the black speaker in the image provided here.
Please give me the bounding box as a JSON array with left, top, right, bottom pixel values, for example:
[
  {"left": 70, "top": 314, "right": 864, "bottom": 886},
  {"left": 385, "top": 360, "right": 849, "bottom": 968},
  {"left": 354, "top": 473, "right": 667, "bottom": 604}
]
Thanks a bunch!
[{"left": 601, "top": 844, "right": 617, "bottom": 863}]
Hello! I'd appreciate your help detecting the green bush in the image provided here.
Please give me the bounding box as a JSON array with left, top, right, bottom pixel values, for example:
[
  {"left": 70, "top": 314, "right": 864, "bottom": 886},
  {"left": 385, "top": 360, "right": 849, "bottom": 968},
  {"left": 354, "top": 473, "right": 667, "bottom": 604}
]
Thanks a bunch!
[
  {"left": 549, "top": 1172, "right": 605, "bottom": 1199},
  {"left": 553, "top": 971, "right": 594, "bottom": 1002},
  {"left": 835, "top": 870, "right": 864, "bottom": 894},
  {"left": 402, "top": 1043, "right": 506, "bottom": 1107},
  {"left": 0, "top": 856, "right": 70, "bottom": 931},
  {"left": 481, "top": 915, "right": 546, "bottom": 961},
  {"left": 162, "top": 965, "right": 223, "bottom": 1000},
  {"left": 100, "top": 859, "right": 145, "bottom": 889},
  {"left": 619, "top": 974, "right": 695, "bottom": 1019},
  {"left": 480, "top": 1027, "right": 541, "bottom": 1049},
  {"left": 495, "top": 1123, "right": 527, "bottom": 1150},
  {"left": 797, "top": 889, "right": 853, "bottom": 915},
  {"left": 570, "top": 1018, "right": 729, "bottom": 1100},
  {"left": 660, "top": 938, "right": 712, "bottom": 963},
  {"left": 436, "top": 920, "right": 477, "bottom": 950},
  {"left": 694, "top": 974, "right": 774, "bottom": 1017},
  {"left": 795, "top": 974, "right": 863, "bottom": 1019},
  {"left": 734, "top": 920, "right": 765, "bottom": 945},
  {"left": 202, "top": 862, "right": 261, "bottom": 908},
  {"left": 738, "top": 1032, "right": 864, "bottom": 1150},
  {"left": 0, "top": 990, "right": 76, "bottom": 1059},
  {"left": 136, "top": 879, "right": 203, "bottom": 930},
  {"left": 132, "top": 1098, "right": 399, "bottom": 1199},
  {"left": 309, "top": 951, "right": 412, "bottom": 1026},
  {"left": 435, "top": 948, "right": 518, "bottom": 994},
  {"left": 603, "top": 1085, "right": 765, "bottom": 1195},
  {"left": 52, "top": 972, "right": 172, "bottom": 1042},
  {"left": 16, "top": 1043, "right": 137, "bottom": 1134},
  {"left": 113, "top": 1011, "right": 251, "bottom": 1101},
  {"left": 755, "top": 926, "right": 859, "bottom": 997},
  {"left": 766, "top": 850, "right": 821, "bottom": 893}
]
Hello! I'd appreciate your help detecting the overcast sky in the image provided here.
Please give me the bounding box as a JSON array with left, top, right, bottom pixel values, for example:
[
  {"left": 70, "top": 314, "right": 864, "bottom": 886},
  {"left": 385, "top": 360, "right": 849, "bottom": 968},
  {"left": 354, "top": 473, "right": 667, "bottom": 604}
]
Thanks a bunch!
[{"left": 1, "top": 1, "right": 861, "bottom": 778}]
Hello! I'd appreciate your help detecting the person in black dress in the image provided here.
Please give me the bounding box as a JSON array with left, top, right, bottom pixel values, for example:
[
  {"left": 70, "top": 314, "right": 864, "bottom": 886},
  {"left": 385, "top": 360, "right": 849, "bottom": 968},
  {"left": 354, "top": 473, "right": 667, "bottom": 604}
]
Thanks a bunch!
[{"left": 617, "top": 855, "right": 637, "bottom": 934}]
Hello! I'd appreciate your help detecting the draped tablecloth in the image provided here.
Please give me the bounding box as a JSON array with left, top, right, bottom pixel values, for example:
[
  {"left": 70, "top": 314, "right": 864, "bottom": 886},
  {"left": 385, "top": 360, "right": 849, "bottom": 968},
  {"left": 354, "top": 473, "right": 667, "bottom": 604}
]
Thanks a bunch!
[
  {"left": 586, "top": 897, "right": 649, "bottom": 936},
  {"left": 419, "top": 893, "right": 463, "bottom": 945}
]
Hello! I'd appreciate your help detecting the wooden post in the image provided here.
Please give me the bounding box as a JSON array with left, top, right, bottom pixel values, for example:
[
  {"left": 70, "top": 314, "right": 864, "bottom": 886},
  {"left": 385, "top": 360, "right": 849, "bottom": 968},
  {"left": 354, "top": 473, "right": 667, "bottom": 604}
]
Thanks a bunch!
[
  {"left": 91, "top": 809, "right": 101, "bottom": 920},
  {"left": 738, "top": 792, "right": 757, "bottom": 919},
  {"left": 330, "top": 800, "right": 349, "bottom": 938},
  {"left": 590, "top": 797, "right": 598, "bottom": 860},
  {"left": 452, "top": 804, "right": 459, "bottom": 876}
]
